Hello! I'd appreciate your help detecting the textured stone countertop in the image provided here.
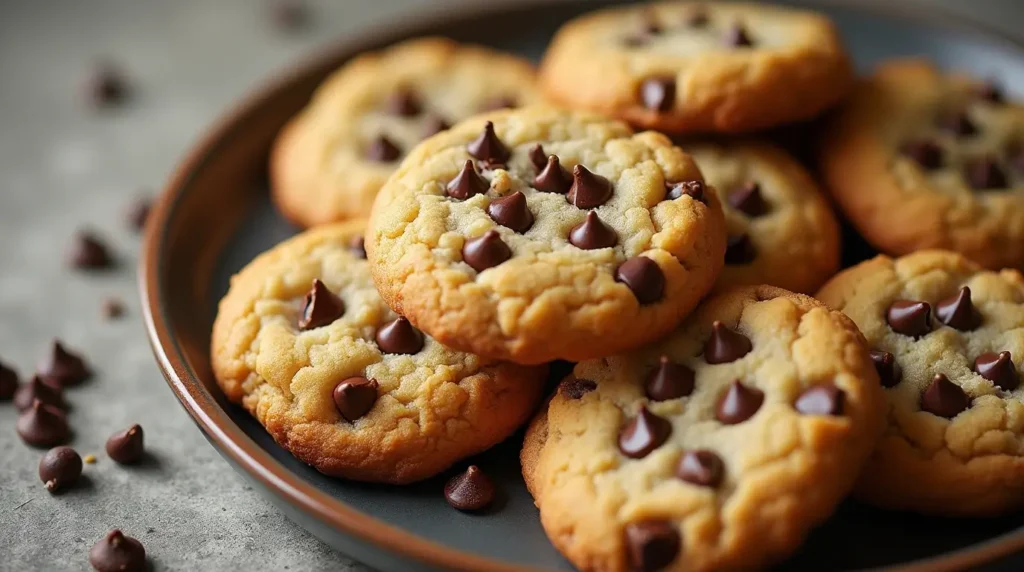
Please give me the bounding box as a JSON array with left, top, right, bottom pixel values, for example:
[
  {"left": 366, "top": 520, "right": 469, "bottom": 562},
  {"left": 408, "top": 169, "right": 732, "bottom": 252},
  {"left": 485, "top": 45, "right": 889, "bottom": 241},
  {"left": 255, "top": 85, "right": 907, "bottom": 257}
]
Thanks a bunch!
[{"left": 1, "top": 1, "right": 1023, "bottom": 571}]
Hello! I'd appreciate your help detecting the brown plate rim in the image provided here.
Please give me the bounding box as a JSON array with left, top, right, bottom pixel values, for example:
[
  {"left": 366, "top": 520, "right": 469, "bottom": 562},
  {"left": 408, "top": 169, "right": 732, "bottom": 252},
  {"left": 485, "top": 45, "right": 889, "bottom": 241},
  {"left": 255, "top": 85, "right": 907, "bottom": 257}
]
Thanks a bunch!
[{"left": 140, "top": 1, "right": 1024, "bottom": 570}]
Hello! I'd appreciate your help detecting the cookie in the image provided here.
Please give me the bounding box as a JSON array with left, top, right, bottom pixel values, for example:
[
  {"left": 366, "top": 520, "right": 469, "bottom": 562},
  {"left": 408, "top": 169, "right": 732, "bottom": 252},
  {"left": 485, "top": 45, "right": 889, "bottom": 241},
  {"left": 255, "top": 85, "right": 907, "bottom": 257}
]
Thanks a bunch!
[
  {"left": 365, "top": 106, "right": 727, "bottom": 364},
  {"left": 538, "top": 2, "right": 852, "bottom": 134},
  {"left": 686, "top": 141, "right": 840, "bottom": 293},
  {"left": 820, "top": 59, "right": 1024, "bottom": 269},
  {"left": 271, "top": 37, "right": 541, "bottom": 227},
  {"left": 210, "top": 221, "right": 547, "bottom": 484},
  {"left": 522, "top": 285, "right": 885, "bottom": 571},
  {"left": 817, "top": 250, "right": 1024, "bottom": 515}
]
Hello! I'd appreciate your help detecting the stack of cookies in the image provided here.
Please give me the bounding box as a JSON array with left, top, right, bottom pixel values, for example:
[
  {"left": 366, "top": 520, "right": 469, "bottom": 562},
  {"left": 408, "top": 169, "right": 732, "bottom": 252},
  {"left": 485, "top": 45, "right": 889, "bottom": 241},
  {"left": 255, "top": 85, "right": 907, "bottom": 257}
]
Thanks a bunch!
[{"left": 210, "top": 3, "right": 1024, "bottom": 570}]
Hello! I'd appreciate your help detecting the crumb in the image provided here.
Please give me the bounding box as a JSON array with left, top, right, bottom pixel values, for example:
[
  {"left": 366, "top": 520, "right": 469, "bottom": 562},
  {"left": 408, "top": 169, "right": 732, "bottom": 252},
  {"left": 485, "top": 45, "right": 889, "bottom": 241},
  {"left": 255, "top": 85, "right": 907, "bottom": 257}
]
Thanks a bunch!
[{"left": 83, "top": 454, "right": 97, "bottom": 464}]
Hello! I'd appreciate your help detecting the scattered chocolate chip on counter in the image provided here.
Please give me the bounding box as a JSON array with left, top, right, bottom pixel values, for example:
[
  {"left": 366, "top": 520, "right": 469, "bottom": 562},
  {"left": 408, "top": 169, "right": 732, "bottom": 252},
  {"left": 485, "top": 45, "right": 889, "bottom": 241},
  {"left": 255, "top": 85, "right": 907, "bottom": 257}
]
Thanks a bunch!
[
  {"left": 106, "top": 424, "right": 145, "bottom": 464},
  {"left": 271, "top": 0, "right": 310, "bottom": 32},
  {"left": 102, "top": 298, "right": 126, "bottom": 320},
  {"left": 68, "top": 231, "right": 115, "bottom": 270},
  {"left": 14, "top": 375, "right": 68, "bottom": 411},
  {"left": 16, "top": 400, "right": 71, "bottom": 448},
  {"left": 38, "top": 340, "right": 91, "bottom": 388},
  {"left": 444, "top": 465, "right": 496, "bottom": 512},
  {"left": 89, "top": 530, "right": 147, "bottom": 572},
  {"left": 83, "top": 61, "right": 131, "bottom": 109},
  {"left": 39, "top": 446, "right": 83, "bottom": 493},
  {"left": 0, "top": 359, "right": 19, "bottom": 401},
  {"left": 125, "top": 196, "right": 152, "bottom": 232}
]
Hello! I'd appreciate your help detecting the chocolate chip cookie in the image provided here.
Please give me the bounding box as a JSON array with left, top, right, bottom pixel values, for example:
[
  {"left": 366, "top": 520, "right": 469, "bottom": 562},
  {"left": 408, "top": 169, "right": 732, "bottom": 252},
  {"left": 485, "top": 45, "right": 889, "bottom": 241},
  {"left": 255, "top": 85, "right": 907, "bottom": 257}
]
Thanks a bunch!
[
  {"left": 366, "top": 106, "right": 727, "bottom": 364},
  {"left": 271, "top": 37, "right": 540, "bottom": 227},
  {"left": 687, "top": 141, "right": 840, "bottom": 293},
  {"left": 521, "top": 285, "right": 885, "bottom": 571},
  {"left": 539, "top": 2, "right": 852, "bottom": 134},
  {"left": 210, "top": 221, "right": 547, "bottom": 484},
  {"left": 821, "top": 59, "right": 1024, "bottom": 269},
  {"left": 817, "top": 250, "right": 1024, "bottom": 515}
]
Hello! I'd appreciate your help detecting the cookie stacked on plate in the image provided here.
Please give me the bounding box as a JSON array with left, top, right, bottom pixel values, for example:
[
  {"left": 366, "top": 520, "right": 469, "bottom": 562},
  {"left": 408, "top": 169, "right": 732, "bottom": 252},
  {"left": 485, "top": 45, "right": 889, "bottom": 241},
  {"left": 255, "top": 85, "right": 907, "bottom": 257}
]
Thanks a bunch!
[{"left": 211, "top": 2, "right": 1024, "bottom": 570}]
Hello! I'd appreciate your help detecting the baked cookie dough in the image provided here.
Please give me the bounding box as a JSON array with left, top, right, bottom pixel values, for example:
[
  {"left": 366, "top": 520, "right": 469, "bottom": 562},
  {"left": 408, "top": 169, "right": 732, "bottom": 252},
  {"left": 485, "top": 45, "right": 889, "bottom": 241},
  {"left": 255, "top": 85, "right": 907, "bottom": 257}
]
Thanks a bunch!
[
  {"left": 210, "top": 221, "right": 547, "bottom": 484},
  {"left": 366, "top": 106, "right": 727, "bottom": 364},
  {"left": 271, "top": 37, "right": 540, "bottom": 227},
  {"left": 522, "top": 285, "right": 885, "bottom": 571},
  {"left": 818, "top": 250, "right": 1024, "bottom": 515}
]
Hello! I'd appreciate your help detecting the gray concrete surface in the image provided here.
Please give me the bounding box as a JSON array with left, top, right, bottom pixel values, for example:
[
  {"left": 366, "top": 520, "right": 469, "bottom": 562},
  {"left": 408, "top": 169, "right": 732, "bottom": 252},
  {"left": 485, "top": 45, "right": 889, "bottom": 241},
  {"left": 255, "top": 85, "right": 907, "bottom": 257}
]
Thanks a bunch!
[{"left": 1, "top": 1, "right": 1023, "bottom": 571}]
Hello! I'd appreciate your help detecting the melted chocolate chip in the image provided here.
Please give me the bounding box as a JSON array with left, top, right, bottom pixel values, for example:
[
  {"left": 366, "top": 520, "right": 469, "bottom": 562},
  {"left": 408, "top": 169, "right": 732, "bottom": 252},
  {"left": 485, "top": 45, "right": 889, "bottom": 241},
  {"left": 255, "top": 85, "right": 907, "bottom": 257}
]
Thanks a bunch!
[
  {"left": 869, "top": 350, "right": 902, "bottom": 388},
  {"left": 666, "top": 180, "right": 705, "bottom": 202},
  {"left": 421, "top": 114, "right": 451, "bottom": 139},
  {"left": 534, "top": 155, "right": 572, "bottom": 194},
  {"left": 728, "top": 182, "right": 768, "bottom": 217},
  {"left": 615, "top": 257, "right": 665, "bottom": 305},
  {"left": 938, "top": 110, "right": 977, "bottom": 137},
  {"left": 935, "top": 286, "right": 981, "bottom": 331},
  {"left": 902, "top": 140, "right": 944, "bottom": 170},
  {"left": 676, "top": 450, "right": 724, "bottom": 487},
  {"left": 569, "top": 211, "right": 617, "bottom": 250},
  {"left": 444, "top": 465, "right": 496, "bottom": 511},
  {"left": 965, "top": 156, "right": 1008, "bottom": 190},
  {"left": 567, "top": 165, "right": 613, "bottom": 209},
  {"left": 89, "top": 530, "right": 146, "bottom": 572},
  {"left": 14, "top": 375, "right": 66, "bottom": 411},
  {"left": 618, "top": 406, "right": 672, "bottom": 458},
  {"left": 83, "top": 62, "right": 130, "bottom": 108},
  {"left": 645, "top": 356, "right": 695, "bottom": 401},
  {"left": 298, "top": 279, "right": 345, "bottom": 330},
  {"left": 386, "top": 87, "right": 422, "bottom": 117},
  {"left": 725, "top": 22, "right": 754, "bottom": 47},
  {"left": 366, "top": 135, "right": 401, "bottom": 162},
  {"left": 975, "top": 351, "right": 1019, "bottom": 391},
  {"left": 704, "top": 321, "right": 752, "bottom": 364},
  {"left": 446, "top": 160, "right": 489, "bottom": 200},
  {"left": 69, "top": 231, "right": 114, "bottom": 270},
  {"left": 528, "top": 144, "right": 549, "bottom": 172},
  {"left": 126, "top": 196, "right": 152, "bottom": 232},
  {"left": 716, "top": 380, "right": 764, "bottom": 424},
  {"left": 625, "top": 521, "right": 681, "bottom": 572},
  {"left": 920, "top": 374, "right": 970, "bottom": 418},
  {"left": 349, "top": 235, "right": 367, "bottom": 259},
  {"left": 375, "top": 317, "right": 425, "bottom": 354},
  {"left": 462, "top": 230, "right": 512, "bottom": 272},
  {"left": 106, "top": 424, "right": 145, "bottom": 464},
  {"left": 724, "top": 233, "right": 756, "bottom": 265},
  {"left": 886, "top": 300, "right": 932, "bottom": 337},
  {"left": 333, "top": 377, "right": 379, "bottom": 422},
  {"left": 467, "top": 121, "right": 510, "bottom": 167},
  {"left": 38, "top": 340, "right": 90, "bottom": 388},
  {"left": 0, "top": 361, "right": 19, "bottom": 401},
  {"left": 487, "top": 191, "right": 534, "bottom": 233},
  {"left": 40, "top": 446, "right": 82, "bottom": 493},
  {"left": 794, "top": 384, "right": 845, "bottom": 415},
  {"left": 561, "top": 378, "right": 597, "bottom": 399},
  {"left": 17, "top": 401, "right": 71, "bottom": 448},
  {"left": 640, "top": 77, "right": 676, "bottom": 112}
]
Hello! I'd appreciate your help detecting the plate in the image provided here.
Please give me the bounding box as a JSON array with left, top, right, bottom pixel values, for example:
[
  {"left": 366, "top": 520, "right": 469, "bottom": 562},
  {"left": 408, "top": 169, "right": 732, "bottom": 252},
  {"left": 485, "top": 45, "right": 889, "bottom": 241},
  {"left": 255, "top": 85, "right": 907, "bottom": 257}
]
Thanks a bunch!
[{"left": 141, "top": 1, "right": 1024, "bottom": 570}]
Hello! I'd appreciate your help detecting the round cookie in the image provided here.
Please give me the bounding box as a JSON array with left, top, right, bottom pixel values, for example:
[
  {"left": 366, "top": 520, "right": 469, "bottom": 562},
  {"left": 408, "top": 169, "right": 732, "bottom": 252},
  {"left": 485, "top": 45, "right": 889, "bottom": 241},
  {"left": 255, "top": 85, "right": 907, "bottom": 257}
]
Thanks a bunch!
[
  {"left": 817, "top": 250, "right": 1024, "bottom": 515},
  {"left": 210, "top": 221, "right": 547, "bottom": 484},
  {"left": 271, "top": 37, "right": 541, "bottom": 227},
  {"left": 521, "top": 285, "right": 885, "bottom": 572},
  {"left": 539, "top": 2, "right": 852, "bottom": 134},
  {"left": 366, "top": 106, "right": 727, "bottom": 365},
  {"left": 686, "top": 141, "right": 840, "bottom": 293},
  {"left": 820, "top": 58, "right": 1024, "bottom": 270}
]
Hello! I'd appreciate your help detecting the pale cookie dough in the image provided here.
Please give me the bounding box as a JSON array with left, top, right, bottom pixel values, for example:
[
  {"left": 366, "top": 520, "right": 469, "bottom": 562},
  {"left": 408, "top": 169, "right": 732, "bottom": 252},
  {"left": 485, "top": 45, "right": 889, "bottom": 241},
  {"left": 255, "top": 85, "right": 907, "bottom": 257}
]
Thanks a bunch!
[
  {"left": 820, "top": 58, "right": 1024, "bottom": 270},
  {"left": 210, "top": 221, "right": 547, "bottom": 484},
  {"left": 817, "top": 250, "right": 1024, "bottom": 515},
  {"left": 522, "top": 285, "right": 886, "bottom": 571},
  {"left": 366, "top": 106, "right": 727, "bottom": 364},
  {"left": 271, "top": 37, "right": 540, "bottom": 227},
  {"left": 539, "top": 1, "right": 852, "bottom": 133}
]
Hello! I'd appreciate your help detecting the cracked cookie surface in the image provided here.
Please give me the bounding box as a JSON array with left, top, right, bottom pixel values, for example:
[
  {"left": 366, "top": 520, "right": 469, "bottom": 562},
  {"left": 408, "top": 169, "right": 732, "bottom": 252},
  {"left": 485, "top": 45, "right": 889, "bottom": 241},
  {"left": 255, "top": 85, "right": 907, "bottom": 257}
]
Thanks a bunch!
[
  {"left": 366, "top": 106, "right": 727, "bottom": 364},
  {"left": 539, "top": 2, "right": 852, "bottom": 134},
  {"left": 817, "top": 250, "right": 1024, "bottom": 515},
  {"left": 521, "top": 286, "right": 885, "bottom": 571},
  {"left": 210, "top": 221, "right": 547, "bottom": 484},
  {"left": 821, "top": 59, "right": 1024, "bottom": 269},
  {"left": 271, "top": 37, "right": 540, "bottom": 227}
]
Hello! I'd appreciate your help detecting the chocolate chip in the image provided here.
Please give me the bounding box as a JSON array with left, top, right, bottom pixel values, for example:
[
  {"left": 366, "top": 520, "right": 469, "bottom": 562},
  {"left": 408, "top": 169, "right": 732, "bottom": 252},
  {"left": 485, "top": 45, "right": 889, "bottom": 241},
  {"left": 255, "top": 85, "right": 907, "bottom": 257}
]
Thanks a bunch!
[
  {"left": 16, "top": 400, "right": 71, "bottom": 448},
  {"left": 298, "top": 279, "right": 345, "bottom": 330},
  {"left": 567, "top": 165, "right": 614, "bottom": 209},
  {"left": 615, "top": 257, "right": 665, "bottom": 305},
  {"left": 375, "top": 317, "right": 424, "bottom": 354},
  {"left": 102, "top": 298, "right": 126, "bottom": 320},
  {"left": 561, "top": 378, "right": 597, "bottom": 399},
  {"left": 977, "top": 81, "right": 1004, "bottom": 103},
  {"left": 38, "top": 340, "right": 90, "bottom": 388},
  {"left": 271, "top": 0, "right": 310, "bottom": 32},
  {"left": 666, "top": 180, "right": 705, "bottom": 202},
  {"left": 716, "top": 380, "right": 764, "bottom": 424},
  {"left": 625, "top": 521, "right": 680, "bottom": 572},
  {"left": 422, "top": 114, "right": 450, "bottom": 139},
  {"left": 462, "top": 230, "right": 512, "bottom": 272},
  {"left": 14, "top": 375, "right": 66, "bottom": 411},
  {"left": 349, "top": 235, "right": 367, "bottom": 259},
  {"left": 569, "top": 211, "right": 617, "bottom": 250},
  {"left": 938, "top": 110, "right": 977, "bottom": 137},
  {"left": 618, "top": 406, "right": 672, "bottom": 458},
  {"left": 724, "top": 233, "right": 756, "bottom": 265},
  {"left": 965, "top": 156, "right": 1008, "bottom": 190},
  {"left": 687, "top": 8, "right": 710, "bottom": 27},
  {"left": 126, "top": 196, "right": 152, "bottom": 232},
  {"left": 386, "top": 87, "right": 422, "bottom": 117},
  {"left": 332, "top": 377, "right": 379, "bottom": 422},
  {"left": 83, "top": 61, "right": 130, "bottom": 109},
  {"left": 886, "top": 300, "right": 932, "bottom": 337},
  {"left": 69, "top": 231, "right": 114, "bottom": 270},
  {"left": 534, "top": 155, "right": 572, "bottom": 194},
  {"left": 106, "top": 424, "right": 145, "bottom": 464},
  {"left": 935, "top": 286, "right": 981, "bottom": 331},
  {"left": 444, "top": 465, "right": 496, "bottom": 512},
  {"left": 446, "top": 160, "right": 489, "bottom": 200},
  {"left": 487, "top": 191, "right": 534, "bottom": 233},
  {"left": 728, "top": 182, "right": 768, "bottom": 217},
  {"left": 725, "top": 22, "right": 754, "bottom": 47},
  {"left": 870, "top": 350, "right": 902, "bottom": 388},
  {"left": 480, "top": 96, "right": 518, "bottom": 111},
  {"left": 39, "top": 446, "right": 82, "bottom": 493},
  {"left": 467, "top": 121, "right": 510, "bottom": 167},
  {"left": 640, "top": 15, "right": 661, "bottom": 35},
  {"left": 795, "top": 384, "right": 845, "bottom": 415},
  {"left": 676, "top": 450, "right": 724, "bottom": 487},
  {"left": 366, "top": 135, "right": 401, "bottom": 162},
  {"left": 975, "top": 351, "right": 1019, "bottom": 391},
  {"left": 640, "top": 77, "right": 675, "bottom": 112},
  {"left": 704, "top": 321, "right": 752, "bottom": 364},
  {"left": 645, "top": 356, "right": 695, "bottom": 401},
  {"left": 920, "top": 374, "right": 970, "bottom": 418},
  {"left": 528, "top": 144, "right": 549, "bottom": 172},
  {"left": 0, "top": 361, "right": 19, "bottom": 401},
  {"left": 89, "top": 530, "right": 146, "bottom": 572},
  {"left": 901, "top": 140, "right": 944, "bottom": 170}
]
